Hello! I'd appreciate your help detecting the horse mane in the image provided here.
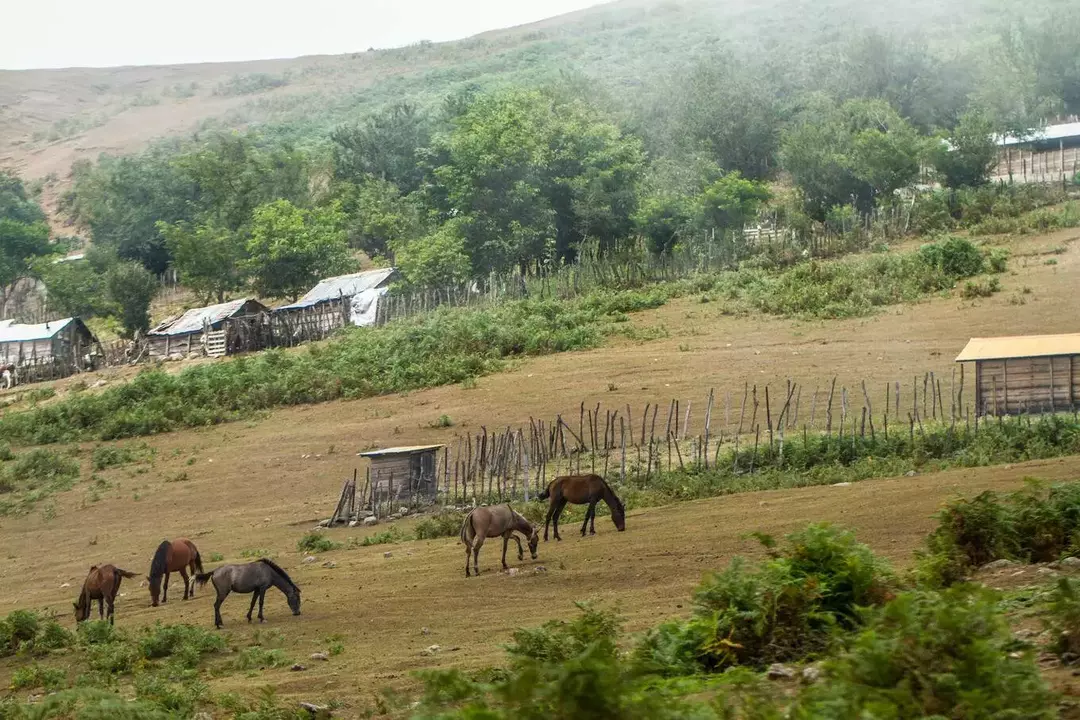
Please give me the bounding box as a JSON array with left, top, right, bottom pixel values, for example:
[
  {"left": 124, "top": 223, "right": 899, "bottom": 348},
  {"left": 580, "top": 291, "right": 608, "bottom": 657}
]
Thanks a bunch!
[
  {"left": 599, "top": 477, "right": 625, "bottom": 514},
  {"left": 258, "top": 558, "right": 299, "bottom": 592},
  {"left": 149, "top": 540, "right": 171, "bottom": 580}
]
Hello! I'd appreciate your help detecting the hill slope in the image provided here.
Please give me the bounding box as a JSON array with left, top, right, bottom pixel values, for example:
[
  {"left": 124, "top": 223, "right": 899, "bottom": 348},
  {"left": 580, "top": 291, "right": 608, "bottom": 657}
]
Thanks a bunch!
[{"left": 0, "top": 0, "right": 1054, "bottom": 186}]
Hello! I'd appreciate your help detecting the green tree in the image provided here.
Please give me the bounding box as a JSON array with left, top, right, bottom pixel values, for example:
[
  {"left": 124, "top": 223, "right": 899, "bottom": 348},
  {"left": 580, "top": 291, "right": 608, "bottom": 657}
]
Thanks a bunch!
[
  {"left": 245, "top": 200, "right": 354, "bottom": 301},
  {"left": 0, "top": 172, "right": 53, "bottom": 317},
  {"left": 695, "top": 172, "right": 771, "bottom": 233},
  {"left": 33, "top": 247, "right": 115, "bottom": 319},
  {"left": 781, "top": 98, "right": 923, "bottom": 219},
  {"left": 432, "top": 87, "right": 645, "bottom": 275},
  {"left": 105, "top": 261, "right": 157, "bottom": 337},
  {"left": 157, "top": 220, "right": 246, "bottom": 303},
  {"left": 395, "top": 220, "right": 472, "bottom": 289},
  {"left": 634, "top": 194, "right": 693, "bottom": 255},
  {"left": 331, "top": 102, "right": 431, "bottom": 193},
  {"left": 931, "top": 110, "right": 999, "bottom": 188},
  {"left": 333, "top": 177, "right": 422, "bottom": 259}
]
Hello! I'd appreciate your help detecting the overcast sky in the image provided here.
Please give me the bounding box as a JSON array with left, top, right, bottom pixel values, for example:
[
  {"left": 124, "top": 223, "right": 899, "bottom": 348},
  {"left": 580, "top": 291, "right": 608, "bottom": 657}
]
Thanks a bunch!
[{"left": 3, "top": 0, "right": 606, "bottom": 70}]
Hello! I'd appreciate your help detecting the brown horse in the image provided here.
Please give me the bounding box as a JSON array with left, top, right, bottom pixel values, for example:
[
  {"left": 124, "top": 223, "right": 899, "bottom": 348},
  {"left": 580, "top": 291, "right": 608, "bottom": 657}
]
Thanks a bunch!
[
  {"left": 147, "top": 538, "right": 203, "bottom": 606},
  {"left": 538, "top": 473, "right": 626, "bottom": 541},
  {"left": 74, "top": 564, "right": 137, "bottom": 624},
  {"left": 459, "top": 504, "right": 539, "bottom": 577}
]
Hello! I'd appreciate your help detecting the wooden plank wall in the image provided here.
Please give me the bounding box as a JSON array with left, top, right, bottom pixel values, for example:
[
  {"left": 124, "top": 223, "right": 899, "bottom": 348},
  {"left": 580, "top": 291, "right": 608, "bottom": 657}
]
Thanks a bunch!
[{"left": 977, "top": 355, "right": 1079, "bottom": 415}]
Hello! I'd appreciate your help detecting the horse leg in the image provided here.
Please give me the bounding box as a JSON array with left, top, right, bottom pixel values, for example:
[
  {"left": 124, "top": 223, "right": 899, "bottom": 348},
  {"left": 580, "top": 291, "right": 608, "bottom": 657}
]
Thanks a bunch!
[
  {"left": 544, "top": 504, "right": 553, "bottom": 542},
  {"left": 214, "top": 590, "right": 226, "bottom": 629},
  {"left": 472, "top": 536, "right": 485, "bottom": 576},
  {"left": 464, "top": 539, "right": 473, "bottom": 578},
  {"left": 512, "top": 534, "right": 525, "bottom": 561},
  {"left": 180, "top": 568, "right": 190, "bottom": 600},
  {"left": 501, "top": 535, "right": 510, "bottom": 570},
  {"left": 581, "top": 501, "right": 595, "bottom": 537},
  {"left": 257, "top": 588, "right": 267, "bottom": 623},
  {"left": 247, "top": 592, "right": 258, "bottom": 622},
  {"left": 588, "top": 500, "right": 598, "bottom": 535},
  {"left": 98, "top": 597, "right": 104, "bottom": 621},
  {"left": 107, "top": 596, "right": 115, "bottom": 625},
  {"left": 553, "top": 499, "right": 567, "bottom": 541}
]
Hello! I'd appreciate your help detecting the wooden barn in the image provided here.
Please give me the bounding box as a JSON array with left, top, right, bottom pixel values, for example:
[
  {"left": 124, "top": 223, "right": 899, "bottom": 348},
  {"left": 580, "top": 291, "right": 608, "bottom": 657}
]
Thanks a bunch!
[
  {"left": 359, "top": 445, "right": 442, "bottom": 502},
  {"left": 0, "top": 317, "right": 102, "bottom": 383},
  {"left": 272, "top": 268, "right": 397, "bottom": 344},
  {"left": 146, "top": 298, "right": 267, "bottom": 361},
  {"left": 955, "top": 333, "right": 1080, "bottom": 416}
]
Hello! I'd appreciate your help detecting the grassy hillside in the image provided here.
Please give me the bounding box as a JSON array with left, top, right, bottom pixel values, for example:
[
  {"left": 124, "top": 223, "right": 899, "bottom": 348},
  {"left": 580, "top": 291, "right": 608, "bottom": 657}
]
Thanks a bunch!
[{"left": 0, "top": 0, "right": 1063, "bottom": 185}]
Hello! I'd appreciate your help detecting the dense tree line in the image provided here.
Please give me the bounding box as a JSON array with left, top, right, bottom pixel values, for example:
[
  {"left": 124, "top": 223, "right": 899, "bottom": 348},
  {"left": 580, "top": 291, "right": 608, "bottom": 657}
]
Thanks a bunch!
[{"left": 5, "top": 10, "right": 1079, "bottom": 330}]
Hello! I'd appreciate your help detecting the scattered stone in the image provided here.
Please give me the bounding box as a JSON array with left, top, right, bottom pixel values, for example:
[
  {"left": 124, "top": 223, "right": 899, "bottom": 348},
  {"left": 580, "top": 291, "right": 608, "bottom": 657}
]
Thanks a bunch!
[
  {"left": 1009, "top": 651, "right": 1023, "bottom": 659},
  {"left": 505, "top": 567, "right": 519, "bottom": 576},
  {"left": 831, "top": 482, "right": 851, "bottom": 487},
  {"left": 1014, "top": 629, "right": 1037, "bottom": 640},
  {"left": 766, "top": 663, "right": 796, "bottom": 680},
  {"left": 399, "top": 507, "right": 409, "bottom": 516},
  {"left": 318, "top": 519, "right": 331, "bottom": 528},
  {"left": 421, "top": 645, "right": 441, "bottom": 656},
  {"left": 533, "top": 566, "right": 548, "bottom": 574},
  {"left": 321, "top": 561, "right": 336, "bottom": 569},
  {"left": 91, "top": 379, "right": 107, "bottom": 388},
  {"left": 310, "top": 652, "right": 330, "bottom": 661},
  {"left": 1011, "top": 570, "right": 1026, "bottom": 577},
  {"left": 348, "top": 520, "right": 360, "bottom": 528},
  {"left": 981, "top": 559, "right": 1016, "bottom": 571},
  {"left": 1061, "top": 557, "right": 1080, "bottom": 569},
  {"left": 383, "top": 551, "right": 392, "bottom": 559},
  {"left": 801, "top": 665, "right": 822, "bottom": 684},
  {"left": 290, "top": 664, "right": 307, "bottom": 672},
  {"left": 302, "top": 556, "right": 318, "bottom": 564},
  {"left": 59, "top": 582, "right": 70, "bottom": 588},
  {"left": 363, "top": 516, "right": 378, "bottom": 526},
  {"left": 1063, "top": 652, "right": 1079, "bottom": 665},
  {"left": 299, "top": 702, "right": 331, "bottom": 718},
  {"left": 904, "top": 470, "right": 917, "bottom": 477},
  {"left": 1037, "top": 567, "right": 1059, "bottom": 577},
  {"left": 193, "top": 713, "right": 213, "bottom": 720},
  {"left": 421, "top": 627, "right": 431, "bottom": 635}
]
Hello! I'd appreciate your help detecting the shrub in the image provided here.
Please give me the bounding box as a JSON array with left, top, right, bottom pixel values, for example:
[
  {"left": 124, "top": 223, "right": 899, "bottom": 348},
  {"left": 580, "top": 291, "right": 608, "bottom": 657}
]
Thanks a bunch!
[
  {"left": 11, "top": 664, "right": 67, "bottom": 691},
  {"left": 77, "top": 619, "right": 121, "bottom": 646},
  {"left": 356, "top": 526, "right": 407, "bottom": 546},
  {"left": 137, "top": 623, "right": 225, "bottom": 667},
  {"left": 415, "top": 510, "right": 467, "bottom": 540},
  {"left": 1047, "top": 577, "right": 1080, "bottom": 658},
  {"left": 960, "top": 277, "right": 1000, "bottom": 299},
  {"left": 0, "top": 610, "right": 40, "bottom": 656},
  {"left": 92, "top": 443, "right": 151, "bottom": 470},
  {"left": 987, "top": 247, "right": 1010, "bottom": 273},
  {"left": 231, "top": 646, "right": 293, "bottom": 670},
  {"left": 635, "top": 524, "right": 894, "bottom": 673},
  {"left": 133, "top": 673, "right": 209, "bottom": 716},
  {"left": 297, "top": 532, "right": 339, "bottom": 553},
  {"left": 799, "top": 587, "right": 1056, "bottom": 718},
  {"left": 918, "top": 235, "right": 985, "bottom": 278}
]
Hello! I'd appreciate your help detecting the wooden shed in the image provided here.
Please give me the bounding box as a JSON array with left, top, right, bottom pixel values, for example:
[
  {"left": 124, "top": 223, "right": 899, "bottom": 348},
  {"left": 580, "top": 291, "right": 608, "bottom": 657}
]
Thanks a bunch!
[
  {"left": 146, "top": 298, "right": 267, "bottom": 360},
  {"left": 359, "top": 445, "right": 442, "bottom": 502},
  {"left": 272, "top": 268, "right": 397, "bottom": 345},
  {"left": 955, "top": 333, "right": 1080, "bottom": 416},
  {"left": 0, "top": 317, "right": 102, "bottom": 383}
]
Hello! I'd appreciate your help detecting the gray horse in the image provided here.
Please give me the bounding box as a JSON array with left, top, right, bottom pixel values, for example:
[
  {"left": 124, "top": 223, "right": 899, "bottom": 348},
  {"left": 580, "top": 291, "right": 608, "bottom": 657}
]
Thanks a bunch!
[
  {"left": 194, "top": 558, "right": 301, "bottom": 628},
  {"left": 460, "top": 504, "right": 539, "bottom": 577}
]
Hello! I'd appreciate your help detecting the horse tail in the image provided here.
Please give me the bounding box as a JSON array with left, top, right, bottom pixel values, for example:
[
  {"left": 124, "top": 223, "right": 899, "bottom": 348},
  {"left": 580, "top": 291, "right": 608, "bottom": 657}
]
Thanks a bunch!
[
  {"left": 460, "top": 509, "right": 474, "bottom": 546},
  {"left": 194, "top": 571, "right": 215, "bottom": 588},
  {"left": 193, "top": 549, "right": 204, "bottom": 574},
  {"left": 538, "top": 479, "right": 554, "bottom": 501},
  {"left": 114, "top": 568, "right": 138, "bottom": 579}
]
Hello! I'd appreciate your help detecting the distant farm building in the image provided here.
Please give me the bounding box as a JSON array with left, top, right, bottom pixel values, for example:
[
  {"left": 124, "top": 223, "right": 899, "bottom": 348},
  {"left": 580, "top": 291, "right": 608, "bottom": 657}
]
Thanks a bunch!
[
  {"left": 0, "top": 318, "right": 102, "bottom": 383},
  {"left": 272, "top": 268, "right": 397, "bottom": 344},
  {"left": 991, "top": 119, "right": 1080, "bottom": 184},
  {"left": 146, "top": 298, "right": 268, "bottom": 360},
  {"left": 955, "top": 333, "right": 1080, "bottom": 416},
  {"left": 359, "top": 444, "right": 442, "bottom": 503}
]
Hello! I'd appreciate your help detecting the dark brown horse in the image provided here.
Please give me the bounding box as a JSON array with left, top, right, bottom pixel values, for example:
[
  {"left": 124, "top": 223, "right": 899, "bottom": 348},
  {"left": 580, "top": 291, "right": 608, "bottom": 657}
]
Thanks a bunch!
[
  {"left": 147, "top": 538, "right": 203, "bottom": 606},
  {"left": 538, "top": 474, "right": 626, "bottom": 541},
  {"left": 74, "top": 564, "right": 137, "bottom": 624}
]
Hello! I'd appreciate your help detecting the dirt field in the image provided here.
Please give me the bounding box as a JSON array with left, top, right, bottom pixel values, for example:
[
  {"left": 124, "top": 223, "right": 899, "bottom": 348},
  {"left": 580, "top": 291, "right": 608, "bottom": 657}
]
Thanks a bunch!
[{"left": 0, "top": 229, "right": 1077, "bottom": 711}]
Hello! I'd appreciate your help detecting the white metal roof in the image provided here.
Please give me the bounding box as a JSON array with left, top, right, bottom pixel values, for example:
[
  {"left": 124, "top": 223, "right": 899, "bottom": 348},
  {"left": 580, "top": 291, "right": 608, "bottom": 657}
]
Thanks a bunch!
[
  {"left": 955, "top": 333, "right": 1080, "bottom": 362},
  {"left": 148, "top": 298, "right": 264, "bottom": 337},
  {"left": 0, "top": 318, "right": 77, "bottom": 343},
  {"left": 997, "top": 121, "right": 1080, "bottom": 147},
  {"left": 276, "top": 268, "right": 396, "bottom": 311}
]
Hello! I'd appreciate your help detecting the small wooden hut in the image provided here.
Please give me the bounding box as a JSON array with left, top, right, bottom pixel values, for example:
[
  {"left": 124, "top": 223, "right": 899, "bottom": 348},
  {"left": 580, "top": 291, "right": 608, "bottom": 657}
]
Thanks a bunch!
[
  {"left": 359, "top": 445, "right": 443, "bottom": 502},
  {"left": 146, "top": 298, "right": 267, "bottom": 360},
  {"left": 0, "top": 317, "right": 101, "bottom": 383},
  {"left": 955, "top": 333, "right": 1080, "bottom": 416},
  {"left": 272, "top": 268, "right": 397, "bottom": 344}
]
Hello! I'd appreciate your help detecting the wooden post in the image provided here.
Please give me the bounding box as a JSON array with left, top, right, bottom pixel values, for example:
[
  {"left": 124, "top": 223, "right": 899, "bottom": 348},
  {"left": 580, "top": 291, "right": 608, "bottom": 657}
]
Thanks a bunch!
[
  {"left": 826, "top": 378, "right": 836, "bottom": 434},
  {"left": 737, "top": 382, "right": 748, "bottom": 435}
]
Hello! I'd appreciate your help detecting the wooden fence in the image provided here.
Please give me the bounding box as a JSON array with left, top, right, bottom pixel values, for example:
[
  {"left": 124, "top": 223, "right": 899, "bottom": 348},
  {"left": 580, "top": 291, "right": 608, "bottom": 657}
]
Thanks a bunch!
[{"left": 344, "top": 366, "right": 1080, "bottom": 515}]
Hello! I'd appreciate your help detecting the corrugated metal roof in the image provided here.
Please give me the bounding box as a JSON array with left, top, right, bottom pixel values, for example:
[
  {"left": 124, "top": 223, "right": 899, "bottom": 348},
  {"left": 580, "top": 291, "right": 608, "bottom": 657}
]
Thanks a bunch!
[
  {"left": 997, "top": 121, "right": 1080, "bottom": 147},
  {"left": 358, "top": 444, "right": 444, "bottom": 458},
  {"left": 276, "top": 268, "right": 396, "bottom": 311},
  {"left": 955, "top": 333, "right": 1080, "bottom": 362},
  {"left": 148, "top": 298, "right": 264, "bottom": 337},
  {"left": 0, "top": 318, "right": 76, "bottom": 343}
]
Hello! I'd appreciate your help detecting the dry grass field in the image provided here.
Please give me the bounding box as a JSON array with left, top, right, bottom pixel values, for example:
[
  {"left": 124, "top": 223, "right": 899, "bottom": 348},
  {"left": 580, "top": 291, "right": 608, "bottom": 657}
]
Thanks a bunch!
[{"left": 0, "top": 228, "right": 1077, "bottom": 713}]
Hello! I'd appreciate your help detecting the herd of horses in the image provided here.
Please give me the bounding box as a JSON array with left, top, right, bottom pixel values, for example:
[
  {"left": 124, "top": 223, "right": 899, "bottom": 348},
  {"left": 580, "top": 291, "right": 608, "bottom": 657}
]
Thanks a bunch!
[{"left": 73, "top": 473, "right": 625, "bottom": 627}]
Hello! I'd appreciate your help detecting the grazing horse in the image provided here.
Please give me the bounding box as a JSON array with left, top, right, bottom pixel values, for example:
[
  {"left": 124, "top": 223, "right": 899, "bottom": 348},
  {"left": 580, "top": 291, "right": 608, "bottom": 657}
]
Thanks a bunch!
[
  {"left": 460, "top": 504, "right": 539, "bottom": 577},
  {"left": 74, "top": 564, "right": 137, "bottom": 624},
  {"left": 194, "top": 559, "right": 301, "bottom": 628},
  {"left": 147, "top": 538, "right": 203, "bottom": 606},
  {"left": 539, "top": 474, "right": 626, "bottom": 541}
]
